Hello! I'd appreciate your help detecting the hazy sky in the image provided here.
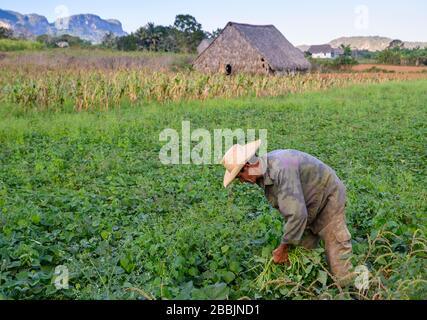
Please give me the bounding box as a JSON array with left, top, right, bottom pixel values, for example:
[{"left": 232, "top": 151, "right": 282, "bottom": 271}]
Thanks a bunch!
[{"left": 2, "top": 0, "right": 426, "bottom": 45}]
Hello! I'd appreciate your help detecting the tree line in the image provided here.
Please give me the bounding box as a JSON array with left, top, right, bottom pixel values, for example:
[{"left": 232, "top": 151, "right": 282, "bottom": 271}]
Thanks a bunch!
[
  {"left": 102, "top": 14, "right": 221, "bottom": 53},
  {"left": 1, "top": 14, "right": 220, "bottom": 54},
  {"left": 377, "top": 40, "right": 427, "bottom": 66}
]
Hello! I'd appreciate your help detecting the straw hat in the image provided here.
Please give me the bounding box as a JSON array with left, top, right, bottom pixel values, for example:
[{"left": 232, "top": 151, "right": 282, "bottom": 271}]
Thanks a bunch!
[{"left": 221, "top": 140, "right": 262, "bottom": 188}]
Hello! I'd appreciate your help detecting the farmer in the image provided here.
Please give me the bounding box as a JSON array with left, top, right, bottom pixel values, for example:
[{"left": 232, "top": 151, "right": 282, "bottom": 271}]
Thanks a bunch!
[{"left": 221, "top": 140, "right": 353, "bottom": 286}]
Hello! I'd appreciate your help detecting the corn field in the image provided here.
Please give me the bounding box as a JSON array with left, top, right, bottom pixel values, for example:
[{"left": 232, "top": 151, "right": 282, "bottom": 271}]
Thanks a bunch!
[{"left": 1, "top": 64, "right": 427, "bottom": 112}]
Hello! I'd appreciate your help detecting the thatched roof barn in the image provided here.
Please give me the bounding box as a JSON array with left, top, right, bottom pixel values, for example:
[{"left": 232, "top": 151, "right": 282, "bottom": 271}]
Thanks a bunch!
[{"left": 193, "top": 22, "right": 311, "bottom": 75}]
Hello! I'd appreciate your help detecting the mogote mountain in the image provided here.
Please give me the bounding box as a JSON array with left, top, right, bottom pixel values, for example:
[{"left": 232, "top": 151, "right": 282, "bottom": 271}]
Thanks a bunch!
[
  {"left": 329, "top": 36, "right": 427, "bottom": 51},
  {"left": 298, "top": 36, "right": 427, "bottom": 52},
  {"left": 0, "top": 8, "right": 127, "bottom": 43}
]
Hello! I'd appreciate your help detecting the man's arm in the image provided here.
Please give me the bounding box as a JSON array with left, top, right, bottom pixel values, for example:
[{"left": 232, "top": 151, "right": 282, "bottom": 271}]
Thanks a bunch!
[
  {"left": 279, "top": 193, "right": 308, "bottom": 245},
  {"left": 273, "top": 167, "right": 308, "bottom": 264}
]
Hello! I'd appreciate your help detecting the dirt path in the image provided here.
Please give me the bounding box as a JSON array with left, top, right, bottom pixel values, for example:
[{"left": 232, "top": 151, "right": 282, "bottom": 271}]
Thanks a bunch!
[{"left": 353, "top": 64, "right": 427, "bottom": 73}]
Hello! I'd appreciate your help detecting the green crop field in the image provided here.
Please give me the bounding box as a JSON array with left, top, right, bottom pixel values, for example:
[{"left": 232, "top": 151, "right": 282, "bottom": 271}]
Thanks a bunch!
[
  {"left": 0, "top": 80, "right": 426, "bottom": 300},
  {"left": 0, "top": 39, "right": 45, "bottom": 52}
]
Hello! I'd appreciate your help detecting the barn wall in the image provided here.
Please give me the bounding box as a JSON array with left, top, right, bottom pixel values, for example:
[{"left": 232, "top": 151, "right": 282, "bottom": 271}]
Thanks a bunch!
[
  {"left": 312, "top": 52, "right": 333, "bottom": 59},
  {"left": 193, "top": 26, "right": 270, "bottom": 75}
]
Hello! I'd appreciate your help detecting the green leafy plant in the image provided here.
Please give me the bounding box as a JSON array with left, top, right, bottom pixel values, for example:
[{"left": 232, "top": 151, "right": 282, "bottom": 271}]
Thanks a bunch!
[{"left": 0, "top": 68, "right": 425, "bottom": 300}]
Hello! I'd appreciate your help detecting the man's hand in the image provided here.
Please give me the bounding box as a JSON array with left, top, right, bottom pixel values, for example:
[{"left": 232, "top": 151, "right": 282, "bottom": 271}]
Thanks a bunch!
[{"left": 272, "top": 244, "right": 290, "bottom": 265}]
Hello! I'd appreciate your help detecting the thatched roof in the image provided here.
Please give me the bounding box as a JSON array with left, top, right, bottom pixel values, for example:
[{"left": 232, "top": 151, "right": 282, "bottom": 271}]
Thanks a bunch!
[
  {"left": 229, "top": 22, "right": 311, "bottom": 71},
  {"left": 308, "top": 44, "right": 333, "bottom": 54}
]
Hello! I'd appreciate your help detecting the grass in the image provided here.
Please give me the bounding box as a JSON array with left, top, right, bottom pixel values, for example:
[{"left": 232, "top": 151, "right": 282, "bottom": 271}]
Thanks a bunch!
[
  {"left": 0, "top": 80, "right": 426, "bottom": 300},
  {"left": 0, "top": 48, "right": 195, "bottom": 72},
  {"left": 2, "top": 47, "right": 195, "bottom": 62},
  {"left": 0, "top": 39, "right": 44, "bottom": 51}
]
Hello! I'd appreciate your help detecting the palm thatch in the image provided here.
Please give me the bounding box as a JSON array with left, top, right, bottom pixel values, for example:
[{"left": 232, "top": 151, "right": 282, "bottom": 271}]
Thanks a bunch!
[
  {"left": 232, "top": 23, "right": 311, "bottom": 71},
  {"left": 194, "top": 22, "right": 311, "bottom": 75},
  {"left": 308, "top": 44, "right": 334, "bottom": 54}
]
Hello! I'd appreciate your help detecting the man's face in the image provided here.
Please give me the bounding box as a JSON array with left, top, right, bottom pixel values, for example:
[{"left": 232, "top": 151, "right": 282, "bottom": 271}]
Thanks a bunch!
[{"left": 237, "top": 162, "right": 260, "bottom": 184}]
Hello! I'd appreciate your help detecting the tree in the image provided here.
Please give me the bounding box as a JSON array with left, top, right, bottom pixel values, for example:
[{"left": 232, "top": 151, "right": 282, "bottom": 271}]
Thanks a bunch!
[
  {"left": 135, "top": 22, "right": 163, "bottom": 51},
  {"left": 116, "top": 34, "right": 138, "bottom": 51},
  {"left": 102, "top": 32, "right": 117, "bottom": 49},
  {"left": 375, "top": 44, "right": 427, "bottom": 66},
  {"left": 173, "top": 14, "right": 205, "bottom": 53},
  {"left": 334, "top": 45, "right": 357, "bottom": 67},
  {"left": 0, "top": 26, "right": 13, "bottom": 39},
  {"left": 388, "top": 39, "right": 404, "bottom": 50},
  {"left": 154, "top": 25, "right": 178, "bottom": 52},
  {"left": 377, "top": 49, "right": 402, "bottom": 65},
  {"left": 96, "top": 14, "right": 214, "bottom": 53},
  {"left": 341, "top": 44, "right": 352, "bottom": 58},
  {"left": 36, "top": 34, "right": 52, "bottom": 44},
  {"left": 206, "top": 28, "right": 223, "bottom": 39},
  {"left": 174, "top": 14, "right": 202, "bottom": 33}
]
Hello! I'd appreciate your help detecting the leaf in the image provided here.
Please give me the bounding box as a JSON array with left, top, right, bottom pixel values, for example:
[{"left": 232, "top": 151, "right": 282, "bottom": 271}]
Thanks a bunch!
[
  {"left": 100, "top": 230, "right": 110, "bottom": 240},
  {"left": 279, "top": 287, "right": 289, "bottom": 296},
  {"left": 221, "top": 245, "right": 230, "bottom": 253},
  {"left": 305, "top": 264, "right": 313, "bottom": 275},
  {"left": 310, "top": 255, "right": 322, "bottom": 265},
  {"left": 31, "top": 214, "right": 41, "bottom": 225},
  {"left": 18, "top": 219, "right": 27, "bottom": 227},
  {"left": 229, "top": 261, "right": 241, "bottom": 274},
  {"left": 188, "top": 267, "right": 198, "bottom": 276},
  {"left": 222, "top": 271, "right": 235, "bottom": 284},
  {"left": 120, "top": 255, "right": 136, "bottom": 274},
  {"left": 40, "top": 255, "right": 53, "bottom": 263},
  {"left": 208, "top": 283, "right": 230, "bottom": 300},
  {"left": 261, "top": 246, "right": 273, "bottom": 258},
  {"left": 376, "top": 256, "right": 387, "bottom": 265},
  {"left": 175, "top": 281, "right": 194, "bottom": 300},
  {"left": 191, "top": 283, "right": 229, "bottom": 300},
  {"left": 317, "top": 270, "right": 328, "bottom": 286}
]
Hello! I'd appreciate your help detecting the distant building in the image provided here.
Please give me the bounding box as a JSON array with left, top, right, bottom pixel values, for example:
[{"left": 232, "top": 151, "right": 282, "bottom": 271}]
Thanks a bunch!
[
  {"left": 193, "top": 22, "right": 311, "bottom": 75},
  {"left": 308, "top": 44, "right": 344, "bottom": 59},
  {"left": 56, "top": 41, "right": 70, "bottom": 48}
]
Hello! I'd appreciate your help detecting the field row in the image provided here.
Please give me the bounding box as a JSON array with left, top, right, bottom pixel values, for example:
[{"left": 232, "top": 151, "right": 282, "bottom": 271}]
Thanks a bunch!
[{"left": 1, "top": 67, "right": 427, "bottom": 111}]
